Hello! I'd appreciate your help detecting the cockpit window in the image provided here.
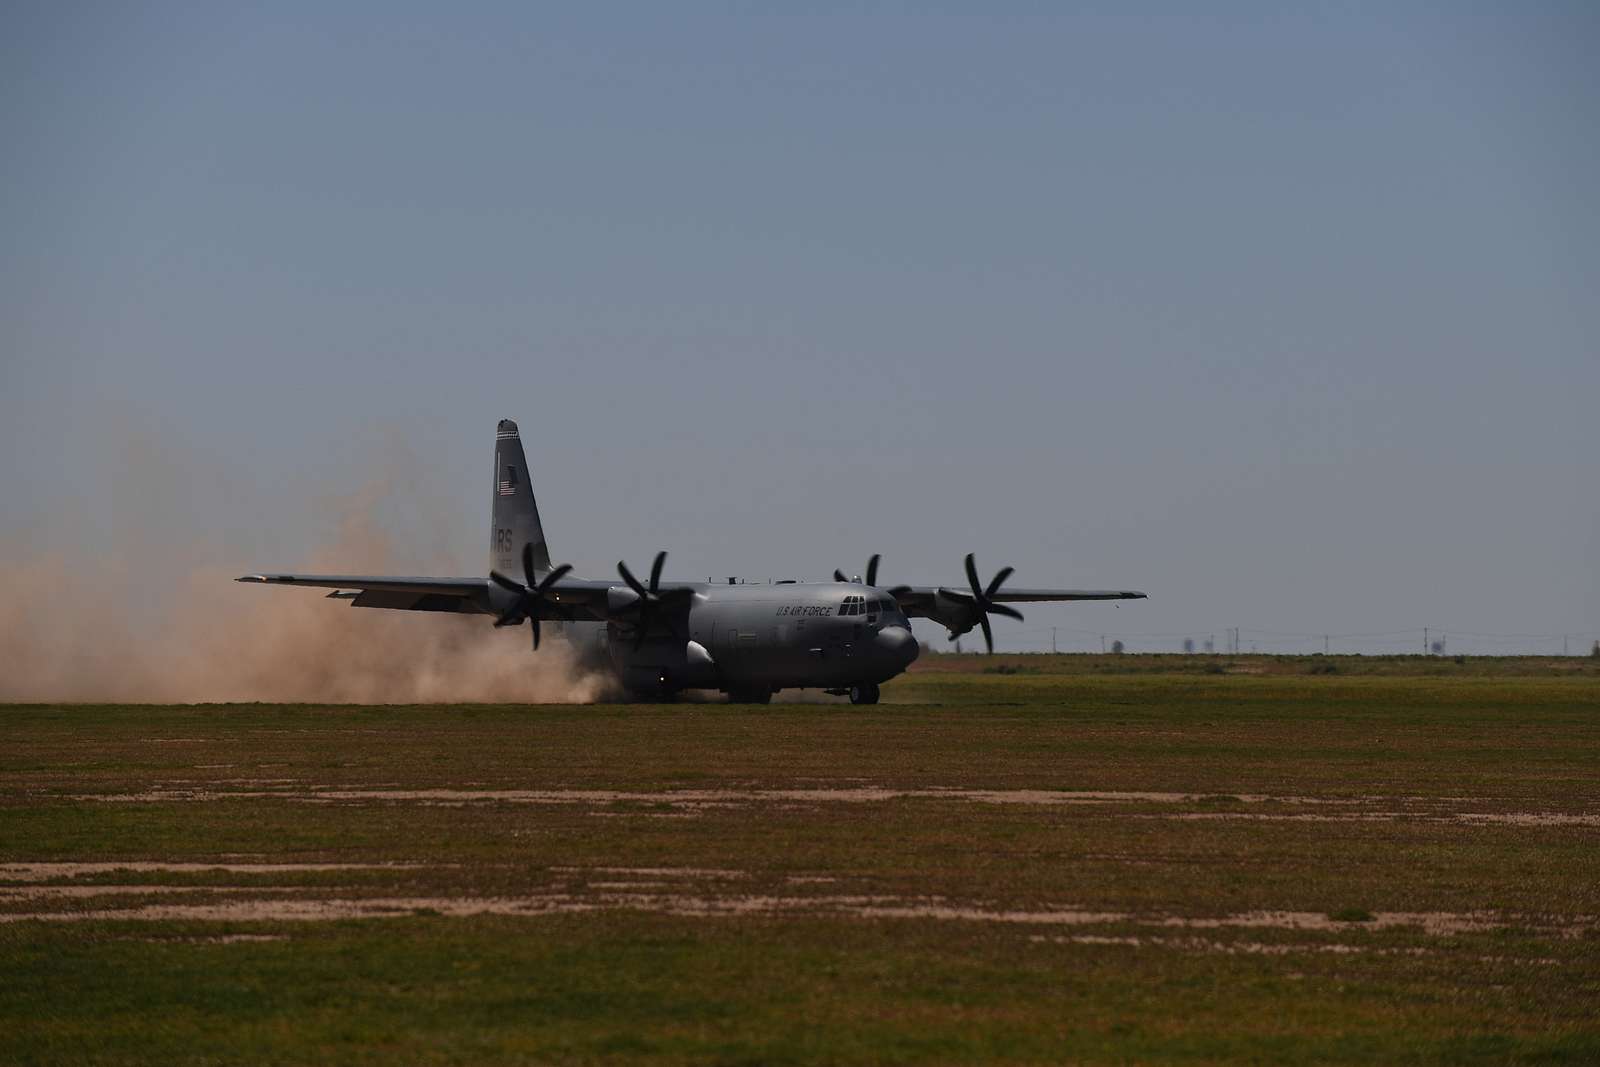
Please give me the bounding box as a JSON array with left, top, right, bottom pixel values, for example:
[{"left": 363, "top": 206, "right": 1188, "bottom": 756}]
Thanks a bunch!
[{"left": 839, "top": 594, "right": 865, "bottom": 616}]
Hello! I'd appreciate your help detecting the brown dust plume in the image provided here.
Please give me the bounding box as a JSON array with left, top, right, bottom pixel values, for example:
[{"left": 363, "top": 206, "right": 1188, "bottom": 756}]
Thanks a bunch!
[{"left": 0, "top": 480, "right": 611, "bottom": 704}]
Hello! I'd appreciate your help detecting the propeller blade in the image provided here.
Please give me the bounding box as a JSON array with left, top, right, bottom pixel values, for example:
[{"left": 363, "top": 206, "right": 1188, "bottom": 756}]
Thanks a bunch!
[
  {"left": 492, "top": 553, "right": 576, "bottom": 650},
  {"left": 865, "top": 554, "right": 880, "bottom": 587},
  {"left": 979, "top": 613, "right": 995, "bottom": 654},
  {"left": 964, "top": 553, "right": 983, "bottom": 600},
  {"left": 616, "top": 551, "right": 680, "bottom": 650},
  {"left": 989, "top": 602, "right": 1024, "bottom": 621},
  {"left": 490, "top": 569, "right": 529, "bottom": 629},
  {"left": 985, "top": 565, "right": 1014, "bottom": 600},
  {"left": 834, "top": 569, "right": 849, "bottom": 583},
  {"left": 617, "top": 560, "right": 647, "bottom": 598},
  {"left": 536, "top": 563, "right": 573, "bottom": 594}
]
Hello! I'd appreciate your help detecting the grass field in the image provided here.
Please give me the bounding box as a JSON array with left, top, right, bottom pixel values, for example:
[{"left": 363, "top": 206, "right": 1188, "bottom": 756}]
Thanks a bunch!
[{"left": 3, "top": 655, "right": 1597, "bottom": 1064}]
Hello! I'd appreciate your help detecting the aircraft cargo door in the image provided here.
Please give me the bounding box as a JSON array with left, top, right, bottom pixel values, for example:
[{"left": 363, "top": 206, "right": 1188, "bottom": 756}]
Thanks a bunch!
[{"left": 717, "top": 619, "right": 761, "bottom": 680}]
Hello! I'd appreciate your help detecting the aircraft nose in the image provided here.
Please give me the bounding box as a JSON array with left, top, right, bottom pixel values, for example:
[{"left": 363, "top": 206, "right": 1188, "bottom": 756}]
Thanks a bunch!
[{"left": 873, "top": 624, "right": 919, "bottom": 671}]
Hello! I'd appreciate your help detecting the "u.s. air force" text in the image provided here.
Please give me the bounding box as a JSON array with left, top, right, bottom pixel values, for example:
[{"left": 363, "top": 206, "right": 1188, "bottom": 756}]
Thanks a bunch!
[{"left": 775, "top": 604, "right": 834, "bottom": 617}]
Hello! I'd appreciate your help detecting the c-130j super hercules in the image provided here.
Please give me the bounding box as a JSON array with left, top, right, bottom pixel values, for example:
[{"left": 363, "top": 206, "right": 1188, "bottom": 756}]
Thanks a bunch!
[{"left": 240, "top": 420, "right": 1146, "bottom": 703}]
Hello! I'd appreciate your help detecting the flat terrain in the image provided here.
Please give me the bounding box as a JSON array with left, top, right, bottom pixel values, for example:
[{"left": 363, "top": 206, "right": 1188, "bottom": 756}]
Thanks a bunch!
[{"left": 3, "top": 655, "right": 1597, "bottom": 1065}]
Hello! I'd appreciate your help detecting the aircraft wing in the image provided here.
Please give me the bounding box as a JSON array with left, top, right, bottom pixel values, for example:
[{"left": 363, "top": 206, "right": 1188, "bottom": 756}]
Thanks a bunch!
[
  {"left": 978, "top": 587, "right": 1145, "bottom": 603},
  {"left": 236, "top": 573, "right": 494, "bottom": 613},
  {"left": 890, "top": 582, "right": 1145, "bottom": 649},
  {"left": 891, "top": 586, "right": 1146, "bottom": 617},
  {"left": 235, "top": 572, "right": 628, "bottom": 621}
]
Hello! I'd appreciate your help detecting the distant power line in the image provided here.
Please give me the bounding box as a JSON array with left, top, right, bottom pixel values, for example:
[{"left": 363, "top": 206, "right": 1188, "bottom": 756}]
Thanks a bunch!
[{"left": 940, "top": 624, "right": 1599, "bottom": 657}]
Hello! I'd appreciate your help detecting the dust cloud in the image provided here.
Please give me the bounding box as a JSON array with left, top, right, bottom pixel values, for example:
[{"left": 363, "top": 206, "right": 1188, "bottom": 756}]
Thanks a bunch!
[{"left": 0, "top": 459, "right": 612, "bottom": 704}]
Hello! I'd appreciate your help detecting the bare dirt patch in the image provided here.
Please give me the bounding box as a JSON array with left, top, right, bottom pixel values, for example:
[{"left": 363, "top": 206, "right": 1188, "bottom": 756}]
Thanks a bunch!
[
  {"left": 52, "top": 786, "right": 1597, "bottom": 832},
  {"left": 0, "top": 885, "right": 316, "bottom": 901},
  {"left": 551, "top": 866, "right": 748, "bottom": 879},
  {"left": 1455, "top": 813, "right": 1600, "bottom": 827},
  {"left": 1160, "top": 811, "right": 1600, "bottom": 827},
  {"left": 46, "top": 785, "right": 1426, "bottom": 808},
  {"left": 0, "top": 862, "right": 428, "bottom": 882},
  {"left": 5, "top": 883, "right": 1590, "bottom": 941}
]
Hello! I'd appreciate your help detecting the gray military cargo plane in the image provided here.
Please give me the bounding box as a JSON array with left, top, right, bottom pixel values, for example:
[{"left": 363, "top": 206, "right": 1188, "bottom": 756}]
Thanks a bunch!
[{"left": 239, "top": 419, "right": 1145, "bottom": 703}]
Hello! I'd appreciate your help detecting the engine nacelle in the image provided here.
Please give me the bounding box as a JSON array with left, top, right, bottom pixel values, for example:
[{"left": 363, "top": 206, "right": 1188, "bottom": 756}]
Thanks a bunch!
[
  {"left": 929, "top": 587, "right": 980, "bottom": 639},
  {"left": 607, "top": 633, "right": 719, "bottom": 692},
  {"left": 606, "top": 586, "right": 641, "bottom": 615}
]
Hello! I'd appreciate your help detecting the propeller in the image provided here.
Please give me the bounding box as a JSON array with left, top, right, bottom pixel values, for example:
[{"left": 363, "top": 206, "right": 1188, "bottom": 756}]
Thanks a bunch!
[
  {"left": 941, "top": 552, "right": 1023, "bottom": 653},
  {"left": 489, "top": 543, "right": 573, "bottom": 650},
  {"left": 833, "top": 554, "right": 911, "bottom": 598},
  {"left": 615, "top": 550, "right": 695, "bottom": 649}
]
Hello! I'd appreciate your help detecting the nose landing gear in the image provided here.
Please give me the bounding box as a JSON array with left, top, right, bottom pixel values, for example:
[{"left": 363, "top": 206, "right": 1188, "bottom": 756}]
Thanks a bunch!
[{"left": 848, "top": 683, "right": 880, "bottom": 705}]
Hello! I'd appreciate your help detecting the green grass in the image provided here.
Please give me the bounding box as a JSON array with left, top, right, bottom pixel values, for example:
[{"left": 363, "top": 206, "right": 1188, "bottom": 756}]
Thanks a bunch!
[{"left": 2, "top": 660, "right": 1597, "bottom": 1064}]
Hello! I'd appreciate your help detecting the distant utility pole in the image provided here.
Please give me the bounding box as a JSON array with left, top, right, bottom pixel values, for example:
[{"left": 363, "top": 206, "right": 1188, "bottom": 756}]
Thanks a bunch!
[
  {"left": 1423, "top": 627, "right": 1429, "bottom": 655},
  {"left": 1100, "top": 635, "right": 1106, "bottom": 654},
  {"left": 1325, "top": 635, "right": 1330, "bottom": 655},
  {"left": 1051, "top": 627, "right": 1058, "bottom": 654},
  {"left": 1564, "top": 635, "right": 1569, "bottom": 656}
]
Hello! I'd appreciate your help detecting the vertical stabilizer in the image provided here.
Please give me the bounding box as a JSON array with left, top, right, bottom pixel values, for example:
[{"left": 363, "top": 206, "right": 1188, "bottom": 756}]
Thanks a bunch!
[{"left": 491, "top": 419, "right": 553, "bottom": 577}]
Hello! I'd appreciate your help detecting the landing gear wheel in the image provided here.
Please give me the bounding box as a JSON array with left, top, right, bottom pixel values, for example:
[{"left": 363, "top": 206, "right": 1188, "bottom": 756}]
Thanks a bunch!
[{"left": 848, "top": 683, "right": 880, "bottom": 705}]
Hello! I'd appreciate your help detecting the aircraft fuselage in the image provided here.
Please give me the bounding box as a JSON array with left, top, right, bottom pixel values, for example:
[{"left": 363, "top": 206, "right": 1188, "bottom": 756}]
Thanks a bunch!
[{"left": 539, "top": 580, "right": 919, "bottom": 699}]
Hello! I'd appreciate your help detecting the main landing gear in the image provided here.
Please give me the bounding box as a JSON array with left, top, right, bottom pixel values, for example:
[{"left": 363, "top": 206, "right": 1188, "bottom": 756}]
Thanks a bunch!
[{"left": 848, "top": 683, "right": 880, "bottom": 705}]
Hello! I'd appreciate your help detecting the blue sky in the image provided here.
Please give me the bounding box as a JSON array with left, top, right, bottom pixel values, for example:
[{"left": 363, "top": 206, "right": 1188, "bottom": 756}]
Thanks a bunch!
[{"left": 4, "top": 3, "right": 1596, "bottom": 653}]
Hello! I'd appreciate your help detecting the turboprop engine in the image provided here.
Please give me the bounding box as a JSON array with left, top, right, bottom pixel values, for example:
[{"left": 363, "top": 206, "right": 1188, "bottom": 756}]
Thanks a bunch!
[{"left": 605, "top": 551, "right": 717, "bottom": 692}]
